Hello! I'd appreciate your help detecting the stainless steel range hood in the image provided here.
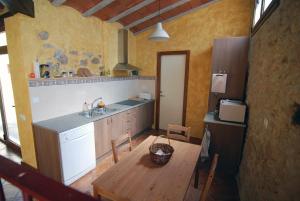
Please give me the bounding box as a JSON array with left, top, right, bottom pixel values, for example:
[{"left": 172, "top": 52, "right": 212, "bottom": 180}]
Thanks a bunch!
[{"left": 114, "top": 29, "right": 140, "bottom": 71}]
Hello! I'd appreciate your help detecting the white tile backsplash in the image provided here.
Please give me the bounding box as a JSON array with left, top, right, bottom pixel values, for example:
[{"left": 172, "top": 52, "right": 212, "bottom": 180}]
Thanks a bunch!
[{"left": 29, "top": 79, "right": 155, "bottom": 122}]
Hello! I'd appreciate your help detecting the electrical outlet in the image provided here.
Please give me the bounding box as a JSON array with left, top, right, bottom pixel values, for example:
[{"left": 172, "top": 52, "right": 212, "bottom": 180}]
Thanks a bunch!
[
  {"left": 32, "top": 96, "right": 40, "bottom": 104},
  {"left": 264, "top": 118, "right": 269, "bottom": 129}
]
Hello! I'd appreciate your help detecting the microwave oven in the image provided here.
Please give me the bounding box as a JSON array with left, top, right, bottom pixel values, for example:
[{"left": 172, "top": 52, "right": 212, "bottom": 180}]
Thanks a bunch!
[{"left": 219, "top": 99, "right": 246, "bottom": 123}]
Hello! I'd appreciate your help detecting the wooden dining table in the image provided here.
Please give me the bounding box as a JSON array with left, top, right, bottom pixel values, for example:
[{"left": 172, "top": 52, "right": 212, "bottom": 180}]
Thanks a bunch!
[{"left": 92, "top": 135, "right": 202, "bottom": 201}]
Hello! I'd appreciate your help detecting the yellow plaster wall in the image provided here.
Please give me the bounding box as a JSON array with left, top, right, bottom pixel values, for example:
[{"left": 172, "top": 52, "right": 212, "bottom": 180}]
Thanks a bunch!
[
  {"left": 4, "top": 0, "right": 136, "bottom": 166},
  {"left": 135, "top": 0, "right": 252, "bottom": 138}
]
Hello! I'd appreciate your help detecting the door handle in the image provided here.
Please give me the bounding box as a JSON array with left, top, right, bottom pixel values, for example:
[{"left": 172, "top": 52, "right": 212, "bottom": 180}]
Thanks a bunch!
[{"left": 160, "top": 91, "right": 165, "bottom": 97}]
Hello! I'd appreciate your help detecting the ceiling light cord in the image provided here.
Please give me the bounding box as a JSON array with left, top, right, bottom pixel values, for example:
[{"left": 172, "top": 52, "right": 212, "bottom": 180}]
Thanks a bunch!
[{"left": 159, "top": 0, "right": 161, "bottom": 21}]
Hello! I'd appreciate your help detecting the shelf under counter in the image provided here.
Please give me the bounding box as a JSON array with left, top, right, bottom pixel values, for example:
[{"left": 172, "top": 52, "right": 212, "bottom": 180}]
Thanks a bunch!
[{"left": 203, "top": 112, "right": 246, "bottom": 176}]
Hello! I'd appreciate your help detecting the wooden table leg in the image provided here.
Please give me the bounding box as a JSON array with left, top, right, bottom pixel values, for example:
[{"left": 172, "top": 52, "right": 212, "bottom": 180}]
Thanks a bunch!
[
  {"left": 93, "top": 186, "right": 102, "bottom": 201},
  {"left": 194, "top": 156, "right": 200, "bottom": 188}
]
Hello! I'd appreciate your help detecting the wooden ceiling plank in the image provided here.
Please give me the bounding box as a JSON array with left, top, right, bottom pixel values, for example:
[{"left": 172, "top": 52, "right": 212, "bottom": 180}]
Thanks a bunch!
[
  {"left": 133, "top": 0, "right": 217, "bottom": 35},
  {"left": 124, "top": 0, "right": 190, "bottom": 29},
  {"left": 51, "top": 0, "right": 66, "bottom": 6},
  {"left": 107, "top": 0, "right": 155, "bottom": 23},
  {"left": 83, "top": 0, "right": 115, "bottom": 17}
]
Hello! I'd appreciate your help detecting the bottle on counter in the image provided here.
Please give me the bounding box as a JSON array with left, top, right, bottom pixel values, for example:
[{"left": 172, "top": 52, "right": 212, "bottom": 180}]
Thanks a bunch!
[
  {"left": 82, "top": 102, "right": 89, "bottom": 113},
  {"left": 33, "top": 58, "right": 40, "bottom": 78}
]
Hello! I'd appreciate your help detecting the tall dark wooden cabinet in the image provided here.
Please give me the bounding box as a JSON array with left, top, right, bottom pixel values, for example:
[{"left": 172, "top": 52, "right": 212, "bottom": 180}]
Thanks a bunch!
[
  {"left": 205, "top": 37, "right": 249, "bottom": 176},
  {"left": 208, "top": 37, "right": 249, "bottom": 112}
]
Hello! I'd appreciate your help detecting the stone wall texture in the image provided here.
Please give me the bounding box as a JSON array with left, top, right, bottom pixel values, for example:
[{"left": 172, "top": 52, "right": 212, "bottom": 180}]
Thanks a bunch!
[
  {"left": 238, "top": 0, "right": 300, "bottom": 201},
  {"left": 135, "top": 0, "right": 252, "bottom": 138}
]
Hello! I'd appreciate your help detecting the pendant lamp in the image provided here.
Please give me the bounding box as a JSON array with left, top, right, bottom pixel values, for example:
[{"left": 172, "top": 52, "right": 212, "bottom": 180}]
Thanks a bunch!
[{"left": 149, "top": 0, "right": 169, "bottom": 41}]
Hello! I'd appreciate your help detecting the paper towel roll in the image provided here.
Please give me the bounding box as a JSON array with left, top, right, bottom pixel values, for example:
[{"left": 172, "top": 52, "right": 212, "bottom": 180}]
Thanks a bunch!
[{"left": 211, "top": 73, "right": 227, "bottom": 93}]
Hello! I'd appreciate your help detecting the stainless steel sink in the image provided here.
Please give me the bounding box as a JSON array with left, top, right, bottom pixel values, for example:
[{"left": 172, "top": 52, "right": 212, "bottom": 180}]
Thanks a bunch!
[
  {"left": 116, "top": 100, "right": 143, "bottom": 106},
  {"left": 79, "top": 107, "right": 119, "bottom": 119}
]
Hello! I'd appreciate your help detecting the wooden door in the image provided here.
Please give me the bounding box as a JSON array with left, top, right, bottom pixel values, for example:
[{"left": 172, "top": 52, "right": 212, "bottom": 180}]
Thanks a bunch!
[
  {"left": 94, "top": 117, "right": 112, "bottom": 159},
  {"left": 158, "top": 54, "right": 187, "bottom": 130}
]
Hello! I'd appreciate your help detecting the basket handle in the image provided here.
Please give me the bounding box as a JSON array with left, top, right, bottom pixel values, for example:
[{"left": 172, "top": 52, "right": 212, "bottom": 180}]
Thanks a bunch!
[{"left": 151, "top": 135, "right": 171, "bottom": 146}]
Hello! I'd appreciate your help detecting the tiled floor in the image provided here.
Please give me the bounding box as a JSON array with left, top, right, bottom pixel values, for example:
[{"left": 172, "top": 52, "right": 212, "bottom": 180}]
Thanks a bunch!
[
  {"left": 71, "top": 130, "right": 240, "bottom": 201},
  {"left": 0, "top": 141, "right": 23, "bottom": 201}
]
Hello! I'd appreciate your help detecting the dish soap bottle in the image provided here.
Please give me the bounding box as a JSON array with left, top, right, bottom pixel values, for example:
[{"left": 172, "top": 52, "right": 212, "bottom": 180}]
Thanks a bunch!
[{"left": 82, "top": 102, "right": 89, "bottom": 113}]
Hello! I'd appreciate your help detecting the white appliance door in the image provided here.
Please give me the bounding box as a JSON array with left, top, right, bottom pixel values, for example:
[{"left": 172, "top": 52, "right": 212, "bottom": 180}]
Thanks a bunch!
[
  {"left": 159, "top": 55, "right": 186, "bottom": 130},
  {"left": 59, "top": 124, "right": 95, "bottom": 185}
]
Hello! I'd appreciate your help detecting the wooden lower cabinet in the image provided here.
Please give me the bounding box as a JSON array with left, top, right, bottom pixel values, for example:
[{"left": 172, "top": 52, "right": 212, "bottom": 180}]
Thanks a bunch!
[
  {"left": 94, "top": 117, "right": 112, "bottom": 159},
  {"left": 206, "top": 123, "right": 245, "bottom": 176},
  {"left": 111, "top": 112, "right": 123, "bottom": 140},
  {"left": 94, "top": 101, "right": 154, "bottom": 159}
]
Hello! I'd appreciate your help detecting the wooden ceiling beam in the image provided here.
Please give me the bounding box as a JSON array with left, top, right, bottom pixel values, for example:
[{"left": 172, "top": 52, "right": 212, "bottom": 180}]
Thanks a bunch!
[
  {"left": 133, "top": 0, "right": 216, "bottom": 34},
  {"left": 107, "top": 0, "right": 155, "bottom": 23},
  {"left": 124, "top": 0, "right": 190, "bottom": 29},
  {"left": 82, "top": 0, "right": 115, "bottom": 17},
  {"left": 51, "top": 0, "right": 66, "bottom": 6}
]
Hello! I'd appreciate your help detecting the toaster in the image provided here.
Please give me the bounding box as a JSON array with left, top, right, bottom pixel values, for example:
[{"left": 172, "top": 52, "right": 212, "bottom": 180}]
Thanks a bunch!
[{"left": 219, "top": 99, "right": 246, "bottom": 123}]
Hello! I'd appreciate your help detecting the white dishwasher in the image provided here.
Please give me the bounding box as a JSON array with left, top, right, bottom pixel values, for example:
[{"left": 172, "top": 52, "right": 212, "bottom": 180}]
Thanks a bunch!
[{"left": 58, "top": 122, "right": 96, "bottom": 185}]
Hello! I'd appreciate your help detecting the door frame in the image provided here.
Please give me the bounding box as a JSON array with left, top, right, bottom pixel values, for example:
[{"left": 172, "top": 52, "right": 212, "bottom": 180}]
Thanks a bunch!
[
  {"left": 0, "top": 81, "right": 21, "bottom": 155},
  {"left": 155, "top": 50, "right": 190, "bottom": 130},
  {"left": 0, "top": 33, "right": 21, "bottom": 155}
]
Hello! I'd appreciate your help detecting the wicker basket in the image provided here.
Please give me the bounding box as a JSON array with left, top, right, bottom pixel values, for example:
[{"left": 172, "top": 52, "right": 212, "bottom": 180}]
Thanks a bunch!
[{"left": 149, "top": 135, "right": 174, "bottom": 165}]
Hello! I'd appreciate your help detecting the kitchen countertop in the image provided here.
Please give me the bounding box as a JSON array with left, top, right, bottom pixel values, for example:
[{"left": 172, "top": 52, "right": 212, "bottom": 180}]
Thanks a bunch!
[
  {"left": 33, "top": 99, "right": 154, "bottom": 133},
  {"left": 204, "top": 112, "right": 246, "bottom": 127}
]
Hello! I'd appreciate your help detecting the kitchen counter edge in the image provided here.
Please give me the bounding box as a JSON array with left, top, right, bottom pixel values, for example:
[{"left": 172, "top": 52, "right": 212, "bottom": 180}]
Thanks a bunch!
[{"left": 33, "top": 100, "right": 155, "bottom": 134}]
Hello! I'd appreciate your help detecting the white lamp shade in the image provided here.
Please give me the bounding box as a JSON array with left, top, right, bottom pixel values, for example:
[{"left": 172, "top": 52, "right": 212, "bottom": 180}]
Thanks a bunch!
[{"left": 149, "top": 22, "right": 169, "bottom": 41}]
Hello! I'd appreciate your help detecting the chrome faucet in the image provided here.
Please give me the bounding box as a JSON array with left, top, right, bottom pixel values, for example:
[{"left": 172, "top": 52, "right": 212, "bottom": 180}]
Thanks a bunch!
[{"left": 89, "top": 97, "right": 103, "bottom": 117}]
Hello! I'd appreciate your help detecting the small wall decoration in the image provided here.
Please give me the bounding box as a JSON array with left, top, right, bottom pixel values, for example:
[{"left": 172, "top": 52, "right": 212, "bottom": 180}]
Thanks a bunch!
[
  {"left": 80, "top": 59, "right": 88, "bottom": 66},
  {"left": 91, "top": 57, "right": 100, "bottom": 64},
  {"left": 54, "top": 50, "right": 68, "bottom": 65},
  {"left": 69, "top": 50, "right": 78, "bottom": 55},
  {"left": 38, "top": 31, "right": 49, "bottom": 40},
  {"left": 43, "top": 43, "right": 54, "bottom": 49}
]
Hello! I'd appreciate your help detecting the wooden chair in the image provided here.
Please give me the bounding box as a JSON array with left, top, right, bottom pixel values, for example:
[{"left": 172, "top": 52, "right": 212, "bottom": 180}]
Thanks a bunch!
[
  {"left": 167, "top": 124, "right": 191, "bottom": 142},
  {"left": 111, "top": 132, "right": 133, "bottom": 163},
  {"left": 199, "top": 154, "right": 219, "bottom": 201}
]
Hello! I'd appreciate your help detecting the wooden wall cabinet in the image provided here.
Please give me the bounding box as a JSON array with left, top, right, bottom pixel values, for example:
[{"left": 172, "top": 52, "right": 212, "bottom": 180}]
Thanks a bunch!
[{"left": 208, "top": 37, "right": 249, "bottom": 111}]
